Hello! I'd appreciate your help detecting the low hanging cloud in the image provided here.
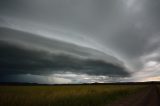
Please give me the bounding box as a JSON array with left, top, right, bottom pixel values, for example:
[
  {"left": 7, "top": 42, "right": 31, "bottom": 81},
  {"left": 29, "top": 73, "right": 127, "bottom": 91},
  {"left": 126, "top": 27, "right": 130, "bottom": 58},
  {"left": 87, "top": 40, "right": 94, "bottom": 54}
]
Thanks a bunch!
[
  {"left": 2, "top": 0, "right": 160, "bottom": 83},
  {"left": 0, "top": 27, "right": 130, "bottom": 77}
]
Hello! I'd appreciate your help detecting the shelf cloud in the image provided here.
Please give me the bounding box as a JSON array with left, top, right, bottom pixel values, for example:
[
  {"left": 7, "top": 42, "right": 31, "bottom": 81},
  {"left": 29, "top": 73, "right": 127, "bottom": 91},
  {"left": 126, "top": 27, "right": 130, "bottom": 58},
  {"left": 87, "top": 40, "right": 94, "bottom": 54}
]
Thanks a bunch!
[
  {"left": 0, "top": 27, "right": 129, "bottom": 78},
  {"left": 0, "top": 0, "right": 160, "bottom": 83}
]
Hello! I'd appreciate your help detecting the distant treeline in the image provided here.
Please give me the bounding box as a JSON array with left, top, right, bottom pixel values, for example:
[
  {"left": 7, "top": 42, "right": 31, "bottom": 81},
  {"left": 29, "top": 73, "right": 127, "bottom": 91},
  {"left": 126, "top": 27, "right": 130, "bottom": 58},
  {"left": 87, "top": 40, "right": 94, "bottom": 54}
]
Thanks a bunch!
[{"left": 0, "top": 81, "right": 160, "bottom": 86}]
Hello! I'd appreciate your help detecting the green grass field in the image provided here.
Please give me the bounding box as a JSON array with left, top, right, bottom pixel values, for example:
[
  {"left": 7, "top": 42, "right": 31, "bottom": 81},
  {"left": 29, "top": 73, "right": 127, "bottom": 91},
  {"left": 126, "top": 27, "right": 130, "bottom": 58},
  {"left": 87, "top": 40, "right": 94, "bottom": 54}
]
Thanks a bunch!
[{"left": 0, "top": 84, "right": 146, "bottom": 106}]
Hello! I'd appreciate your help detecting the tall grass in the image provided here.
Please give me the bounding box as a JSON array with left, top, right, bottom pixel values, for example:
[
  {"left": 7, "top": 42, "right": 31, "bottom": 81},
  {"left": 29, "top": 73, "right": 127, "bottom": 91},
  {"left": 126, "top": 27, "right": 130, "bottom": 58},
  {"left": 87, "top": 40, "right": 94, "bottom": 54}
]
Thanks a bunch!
[{"left": 0, "top": 85, "right": 146, "bottom": 106}]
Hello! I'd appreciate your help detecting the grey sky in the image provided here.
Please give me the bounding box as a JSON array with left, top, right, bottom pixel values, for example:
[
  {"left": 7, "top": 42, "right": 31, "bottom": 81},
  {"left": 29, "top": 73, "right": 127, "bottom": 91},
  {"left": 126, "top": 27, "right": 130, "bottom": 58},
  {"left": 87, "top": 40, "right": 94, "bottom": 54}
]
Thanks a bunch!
[{"left": 0, "top": 0, "right": 160, "bottom": 83}]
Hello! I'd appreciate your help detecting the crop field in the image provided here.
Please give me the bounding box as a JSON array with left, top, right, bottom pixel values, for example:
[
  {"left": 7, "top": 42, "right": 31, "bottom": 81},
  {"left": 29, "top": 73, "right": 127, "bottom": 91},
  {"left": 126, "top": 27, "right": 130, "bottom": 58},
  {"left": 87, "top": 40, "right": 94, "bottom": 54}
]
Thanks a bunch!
[{"left": 0, "top": 84, "right": 146, "bottom": 106}]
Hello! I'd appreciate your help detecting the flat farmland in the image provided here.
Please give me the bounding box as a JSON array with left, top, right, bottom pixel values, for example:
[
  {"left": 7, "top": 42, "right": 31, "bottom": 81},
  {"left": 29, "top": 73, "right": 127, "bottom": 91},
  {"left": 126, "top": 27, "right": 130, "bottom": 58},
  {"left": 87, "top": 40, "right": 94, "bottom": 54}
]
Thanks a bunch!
[
  {"left": 0, "top": 84, "right": 146, "bottom": 106},
  {"left": 109, "top": 84, "right": 160, "bottom": 106}
]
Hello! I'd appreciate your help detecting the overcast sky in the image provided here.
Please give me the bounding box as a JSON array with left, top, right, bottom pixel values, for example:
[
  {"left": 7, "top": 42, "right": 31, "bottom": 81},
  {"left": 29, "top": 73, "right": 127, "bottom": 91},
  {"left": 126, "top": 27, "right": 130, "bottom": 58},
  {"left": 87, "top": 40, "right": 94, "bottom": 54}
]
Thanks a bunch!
[{"left": 0, "top": 0, "right": 160, "bottom": 84}]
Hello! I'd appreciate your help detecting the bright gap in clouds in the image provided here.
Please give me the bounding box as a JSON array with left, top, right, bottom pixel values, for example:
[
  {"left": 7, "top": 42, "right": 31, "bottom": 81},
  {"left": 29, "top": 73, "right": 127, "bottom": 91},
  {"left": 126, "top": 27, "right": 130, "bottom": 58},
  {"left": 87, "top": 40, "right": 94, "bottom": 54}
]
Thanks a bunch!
[{"left": 145, "top": 61, "right": 158, "bottom": 67}]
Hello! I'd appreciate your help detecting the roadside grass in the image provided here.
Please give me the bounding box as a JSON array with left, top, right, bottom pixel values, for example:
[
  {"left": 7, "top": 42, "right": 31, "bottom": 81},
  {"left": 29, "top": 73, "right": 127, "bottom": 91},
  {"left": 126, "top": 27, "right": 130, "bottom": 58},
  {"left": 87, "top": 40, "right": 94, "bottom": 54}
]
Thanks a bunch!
[{"left": 0, "top": 85, "right": 146, "bottom": 106}]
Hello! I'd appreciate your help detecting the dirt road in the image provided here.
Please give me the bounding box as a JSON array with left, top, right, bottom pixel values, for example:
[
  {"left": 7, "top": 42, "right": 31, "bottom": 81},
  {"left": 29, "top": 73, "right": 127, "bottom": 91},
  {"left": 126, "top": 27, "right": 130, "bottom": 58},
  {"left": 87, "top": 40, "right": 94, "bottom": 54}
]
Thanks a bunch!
[{"left": 108, "top": 85, "right": 160, "bottom": 106}]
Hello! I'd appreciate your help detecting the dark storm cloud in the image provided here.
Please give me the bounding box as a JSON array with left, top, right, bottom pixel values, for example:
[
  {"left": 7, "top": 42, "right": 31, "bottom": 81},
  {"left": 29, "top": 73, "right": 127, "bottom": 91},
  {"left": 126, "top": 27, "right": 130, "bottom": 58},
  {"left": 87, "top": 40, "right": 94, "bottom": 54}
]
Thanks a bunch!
[
  {"left": 0, "top": 27, "right": 129, "bottom": 77},
  {"left": 1, "top": 0, "right": 160, "bottom": 82}
]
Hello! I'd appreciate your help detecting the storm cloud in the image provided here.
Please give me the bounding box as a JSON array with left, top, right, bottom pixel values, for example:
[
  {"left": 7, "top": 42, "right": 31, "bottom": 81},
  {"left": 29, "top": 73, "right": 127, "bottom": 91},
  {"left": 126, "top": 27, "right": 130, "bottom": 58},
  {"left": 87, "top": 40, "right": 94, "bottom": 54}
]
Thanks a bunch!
[
  {"left": 1, "top": 0, "right": 160, "bottom": 83},
  {"left": 0, "top": 27, "right": 129, "bottom": 77}
]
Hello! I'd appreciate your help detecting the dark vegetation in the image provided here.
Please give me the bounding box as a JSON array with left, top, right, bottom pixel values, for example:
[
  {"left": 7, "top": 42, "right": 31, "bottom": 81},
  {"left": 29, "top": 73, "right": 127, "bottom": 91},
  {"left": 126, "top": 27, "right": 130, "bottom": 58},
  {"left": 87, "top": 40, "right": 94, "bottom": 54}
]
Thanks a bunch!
[{"left": 0, "top": 82, "right": 157, "bottom": 106}]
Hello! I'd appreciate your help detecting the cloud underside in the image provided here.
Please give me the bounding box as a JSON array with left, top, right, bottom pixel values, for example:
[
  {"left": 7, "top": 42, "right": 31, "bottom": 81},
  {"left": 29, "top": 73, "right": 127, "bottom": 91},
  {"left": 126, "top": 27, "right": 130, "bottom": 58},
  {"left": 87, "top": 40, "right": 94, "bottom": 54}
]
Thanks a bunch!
[
  {"left": 0, "top": 27, "right": 129, "bottom": 77},
  {"left": 1, "top": 0, "right": 160, "bottom": 83}
]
